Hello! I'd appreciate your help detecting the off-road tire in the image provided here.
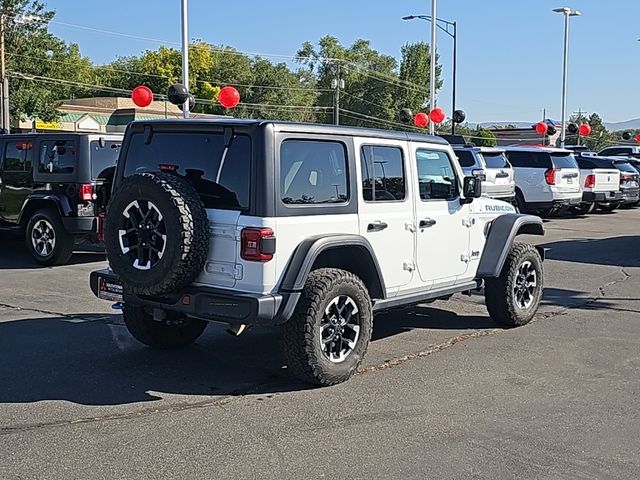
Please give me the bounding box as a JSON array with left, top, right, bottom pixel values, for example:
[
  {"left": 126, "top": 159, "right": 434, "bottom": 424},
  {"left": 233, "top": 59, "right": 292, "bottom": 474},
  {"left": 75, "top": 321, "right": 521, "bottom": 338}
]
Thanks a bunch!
[
  {"left": 485, "top": 242, "right": 543, "bottom": 327},
  {"left": 25, "top": 209, "right": 75, "bottom": 266},
  {"left": 598, "top": 203, "right": 618, "bottom": 213},
  {"left": 123, "top": 304, "right": 208, "bottom": 349},
  {"left": 105, "top": 172, "right": 209, "bottom": 296},
  {"left": 280, "top": 268, "right": 373, "bottom": 386}
]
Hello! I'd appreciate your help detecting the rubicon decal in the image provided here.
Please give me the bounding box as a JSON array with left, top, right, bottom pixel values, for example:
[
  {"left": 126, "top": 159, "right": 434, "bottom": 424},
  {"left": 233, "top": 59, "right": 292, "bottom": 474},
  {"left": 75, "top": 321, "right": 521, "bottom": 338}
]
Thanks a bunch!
[{"left": 484, "top": 204, "right": 516, "bottom": 213}]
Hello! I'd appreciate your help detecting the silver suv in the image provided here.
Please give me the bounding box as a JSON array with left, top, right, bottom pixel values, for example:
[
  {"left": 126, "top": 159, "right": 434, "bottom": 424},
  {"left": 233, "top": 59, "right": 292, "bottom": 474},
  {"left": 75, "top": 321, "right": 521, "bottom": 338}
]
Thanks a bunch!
[{"left": 452, "top": 145, "right": 515, "bottom": 203}]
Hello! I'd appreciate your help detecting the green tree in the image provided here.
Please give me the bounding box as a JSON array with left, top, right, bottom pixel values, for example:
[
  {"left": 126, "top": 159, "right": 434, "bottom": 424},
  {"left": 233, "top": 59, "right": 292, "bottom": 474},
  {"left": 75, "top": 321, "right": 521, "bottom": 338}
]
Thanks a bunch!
[
  {"left": 566, "top": 112, "right": 615, "bottom": 152},
  {"left": 3, "top": 0, "right": 96, "bottom": 121},
  {"left": 472, "top": 128, "right": 497, "bottom": 147},
  {"left": 397, "top": 42, "right": 442, "bottom": 115}
]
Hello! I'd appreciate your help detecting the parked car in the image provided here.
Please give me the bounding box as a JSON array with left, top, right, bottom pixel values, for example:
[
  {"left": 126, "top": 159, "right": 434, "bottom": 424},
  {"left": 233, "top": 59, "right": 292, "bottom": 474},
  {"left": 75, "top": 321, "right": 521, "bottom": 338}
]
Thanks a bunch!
[
  {"left": 598, "top": 145, "right": 640, "bottom": 158},
  {"left": 503, "top": 146, "right": 582, "bottom": 216},
  {"left": 89, "top": 119, "right": 545, "bottom": 386},
  {"left": 571, "top": 155, "right": 622, "bottom": 214},
  {"left": 450, "top": 143, "right": 516, "bottom": 203},
  {"left": 609, "top": 158, "right": 640, "bottom": 209},
  {"left": 0, "top": 132, "right": 123, "bottom": 265}
]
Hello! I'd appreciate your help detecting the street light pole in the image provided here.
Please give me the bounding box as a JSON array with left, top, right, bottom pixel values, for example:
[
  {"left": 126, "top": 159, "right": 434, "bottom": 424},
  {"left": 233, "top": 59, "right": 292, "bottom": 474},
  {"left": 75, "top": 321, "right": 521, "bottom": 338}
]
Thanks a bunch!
[
  {"left": 0, "top": 13, "right": 9, "bottom": 133},
  {"left": 402, "top": 13, "right": 456, "bottom": 134},
  {"left": 180, "top": 0, "right": 189, "bottom": 119},
  {"left": 553, "top": 6, "right": 581, "bottom": 148},
  {"left": 429, "top": 0, "right": 437, "bottom": 135}
]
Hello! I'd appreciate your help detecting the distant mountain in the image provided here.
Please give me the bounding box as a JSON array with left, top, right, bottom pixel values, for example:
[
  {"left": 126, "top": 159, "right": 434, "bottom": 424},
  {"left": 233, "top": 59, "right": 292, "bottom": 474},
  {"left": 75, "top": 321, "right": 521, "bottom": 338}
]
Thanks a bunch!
[
  {"left": 474, "top": 120, "right": 558, "bottom": 130},
  {"left": 603, "top": 119, "right": 640, "bottom": 132}
]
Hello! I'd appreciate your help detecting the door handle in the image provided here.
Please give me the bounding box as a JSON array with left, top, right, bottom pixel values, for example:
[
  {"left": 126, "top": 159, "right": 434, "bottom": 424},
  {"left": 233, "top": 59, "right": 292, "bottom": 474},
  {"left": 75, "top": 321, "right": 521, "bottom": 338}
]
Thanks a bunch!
[
  {"left": 419, "top": 218, "right": 437, "bottom": 228},
  {"left": 367, "top": 221, "right": 388, "bottom": 232}
]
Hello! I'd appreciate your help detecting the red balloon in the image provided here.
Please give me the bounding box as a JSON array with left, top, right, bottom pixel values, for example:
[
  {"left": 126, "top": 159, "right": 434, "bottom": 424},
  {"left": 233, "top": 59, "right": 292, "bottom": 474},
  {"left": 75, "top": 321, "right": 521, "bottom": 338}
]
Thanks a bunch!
[
  {"left": 429, "top": 107, "right": 446, "bottom": 124},
  {"left": 635, "top": 134, "right": 640, "bottom": 143},
  {"left": 578, "top": 123, "right": 592, "bottom": 136},
  {"left": 131, "top": 85, "right": 153, "bottom": 108},
  {"left": 218, "top": 86, "right": 240, "bottom": 109},
  {"left": 535, "top": 122, "right": 548, "bottom": 135},
  {"left": 413, "top": 112, "right": 429, "bottom": 128}
]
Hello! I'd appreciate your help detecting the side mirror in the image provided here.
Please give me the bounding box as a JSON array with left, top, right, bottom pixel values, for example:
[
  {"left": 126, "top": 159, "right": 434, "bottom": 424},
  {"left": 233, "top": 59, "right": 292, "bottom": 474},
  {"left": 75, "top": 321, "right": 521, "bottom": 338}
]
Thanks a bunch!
[{"left": 461, "top": 176, "right": 482, "bottom": 203}]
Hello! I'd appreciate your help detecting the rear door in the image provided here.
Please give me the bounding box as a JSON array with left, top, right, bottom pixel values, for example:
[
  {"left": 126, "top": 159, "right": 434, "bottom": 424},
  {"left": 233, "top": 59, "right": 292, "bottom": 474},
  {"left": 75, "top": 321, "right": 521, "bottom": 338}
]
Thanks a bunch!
[
  {"left": 356, "top": 138, "right": 415, "bottom": 293},
  {"left": 480, "top": 151, "right": 514, "bottom": 198},
  {"left": 550, "top": 153, "right": 580, "bottom": 195},
  {"left": 0, "top": 138, "right": 34, "bottom": 225},
  {"left": 506, "top": 151, "right": 551, "bottom": 203},
  {"left": 593, "top": 169, "right": 620, "bottom": 193}
]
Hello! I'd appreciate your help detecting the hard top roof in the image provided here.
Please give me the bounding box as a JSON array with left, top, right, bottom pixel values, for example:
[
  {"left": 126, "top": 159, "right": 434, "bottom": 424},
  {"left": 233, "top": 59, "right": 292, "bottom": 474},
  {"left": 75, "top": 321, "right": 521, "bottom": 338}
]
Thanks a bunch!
[{"left": 126, "top": 118, "right": 450, "bottom": 145}]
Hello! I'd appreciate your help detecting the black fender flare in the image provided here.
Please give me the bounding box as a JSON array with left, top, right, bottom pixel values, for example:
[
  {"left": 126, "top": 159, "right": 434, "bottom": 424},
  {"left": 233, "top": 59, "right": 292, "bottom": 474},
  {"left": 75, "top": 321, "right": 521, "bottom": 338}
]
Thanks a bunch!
[
  {"left": 18, "top": 193, "right": 72, "bottom": 225},
  {"left": 477, "top": 213, "right": 545, "bottom": 278},
  {"left": 279, "top": 234, "right": 387, "bottom": 299}
]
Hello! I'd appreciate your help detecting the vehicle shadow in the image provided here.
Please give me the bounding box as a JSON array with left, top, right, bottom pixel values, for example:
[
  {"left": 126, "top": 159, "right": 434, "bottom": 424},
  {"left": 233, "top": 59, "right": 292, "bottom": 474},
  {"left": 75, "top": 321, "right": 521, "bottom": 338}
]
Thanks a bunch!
[
  {"left": 0, "top": 305, "right": 498, "bottom": 406},
  {"left": 0, "top": 236, "right": 105, "bottom": 270},
  {"left": 543, "top": 236, "right": 640, "bottom": 268}
]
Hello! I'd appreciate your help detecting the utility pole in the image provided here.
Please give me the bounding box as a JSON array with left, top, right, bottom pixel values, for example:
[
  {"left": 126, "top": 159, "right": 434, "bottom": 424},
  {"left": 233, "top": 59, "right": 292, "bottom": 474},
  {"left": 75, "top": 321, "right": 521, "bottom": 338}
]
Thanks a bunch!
[
  {"left": 429, "top": 0, "right": 437, "bottom": 135},
  {"left": 331, "top": 62, "right": 344, "bottom": 126},
  {"left": 0, "top": 12, "right": 9, "bottom": 133}
]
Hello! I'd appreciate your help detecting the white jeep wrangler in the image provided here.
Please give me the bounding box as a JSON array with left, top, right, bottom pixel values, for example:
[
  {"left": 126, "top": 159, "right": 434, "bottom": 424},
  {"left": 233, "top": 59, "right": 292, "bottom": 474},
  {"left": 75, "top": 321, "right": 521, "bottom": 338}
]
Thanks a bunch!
[{"left": 91, "top": 119, "right": 545, "bottom": 385}]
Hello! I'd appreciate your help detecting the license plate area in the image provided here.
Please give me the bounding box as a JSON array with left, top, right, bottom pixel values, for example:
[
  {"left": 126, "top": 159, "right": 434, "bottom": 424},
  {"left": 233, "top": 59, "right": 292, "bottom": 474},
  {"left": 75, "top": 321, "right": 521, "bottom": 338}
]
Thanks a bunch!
[{"left": 98, "top": 277, "right": 123, "bottom": 302}]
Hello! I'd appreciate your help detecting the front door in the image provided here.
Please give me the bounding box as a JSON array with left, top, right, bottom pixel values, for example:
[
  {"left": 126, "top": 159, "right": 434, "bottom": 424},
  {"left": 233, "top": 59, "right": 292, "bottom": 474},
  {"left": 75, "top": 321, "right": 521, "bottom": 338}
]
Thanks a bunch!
[
  {"left": 0, "top": 139, "right": 34, "bottom": 225},
  {"left": 412, "top": 145, "right": 470, "bottom": 289},
  {"left": 356, "top": 139, "right": 415, "bottom": 295}
]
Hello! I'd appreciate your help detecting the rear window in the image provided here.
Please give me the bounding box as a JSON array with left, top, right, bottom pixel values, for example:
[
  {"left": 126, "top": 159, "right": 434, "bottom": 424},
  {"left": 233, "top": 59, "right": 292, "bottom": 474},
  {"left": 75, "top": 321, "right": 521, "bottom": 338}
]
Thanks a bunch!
[
  {"left": 124, "top": 132, "right": 251, "bottom": 211},
  {"left": 39, "top": 139, "right": 77, "bottom": 174},
  {"left": 613, "top": 161, "right": 637, "bottom": 173},
  {"left": 505, "top": 151, "right": 552, "bottom": 169},
  {"left": 480, "top": 152, "right": 509, "bottom": 169},
  {"left": 454, "top": 150, "right": 476, "bottom": 168},
  {"left": 91, "top": 140, "right": 121, "bottom": 179},
  {"left": 551, "top": 153, "right": 578, "bottom": 169}
]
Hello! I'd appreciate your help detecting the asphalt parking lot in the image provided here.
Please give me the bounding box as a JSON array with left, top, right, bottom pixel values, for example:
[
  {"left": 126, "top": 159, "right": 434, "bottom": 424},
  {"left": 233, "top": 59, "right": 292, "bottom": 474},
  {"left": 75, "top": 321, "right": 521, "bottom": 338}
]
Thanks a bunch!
[{"left": 1, "top": 209, "right": 639, "bottom": 479}]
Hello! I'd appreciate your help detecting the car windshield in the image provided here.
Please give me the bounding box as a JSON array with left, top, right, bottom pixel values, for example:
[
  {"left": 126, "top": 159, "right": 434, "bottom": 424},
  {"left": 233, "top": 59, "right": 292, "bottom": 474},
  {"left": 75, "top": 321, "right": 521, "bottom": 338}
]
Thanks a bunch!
[
  {"left": 455, "top": 150, "right": 476, "bottom": 168},
  {"left": 551, "top": 153, "right": 578, "bottom": 169},
  {"left": 90, "top": 140, "right": 121, "bottom": 179},
  {"left": 480, "top": 152, "right": 509, "bottom": 169},
  {"left": 124, "top": 131, "right": 251, "bottom": 211}
]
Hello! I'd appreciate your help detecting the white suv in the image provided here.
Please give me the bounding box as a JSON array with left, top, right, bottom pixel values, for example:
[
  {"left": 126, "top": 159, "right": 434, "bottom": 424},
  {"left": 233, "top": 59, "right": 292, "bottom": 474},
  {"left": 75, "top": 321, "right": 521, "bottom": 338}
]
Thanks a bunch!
[
  {"left": 91, "top": 120, "right": 546, "bottom": 385},
  {"left": 504, "top": 146, "right": 582, "bottom": 216},
  {"left": 451, "top": 145, "right": 515, "bottom": 203}
]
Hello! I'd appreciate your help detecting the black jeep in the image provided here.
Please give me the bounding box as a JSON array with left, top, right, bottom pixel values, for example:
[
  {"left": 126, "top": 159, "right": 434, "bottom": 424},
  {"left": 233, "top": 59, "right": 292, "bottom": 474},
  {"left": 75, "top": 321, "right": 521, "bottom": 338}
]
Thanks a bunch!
[{"left": 0, "top": 132, "right": 123, "bottom": 265}]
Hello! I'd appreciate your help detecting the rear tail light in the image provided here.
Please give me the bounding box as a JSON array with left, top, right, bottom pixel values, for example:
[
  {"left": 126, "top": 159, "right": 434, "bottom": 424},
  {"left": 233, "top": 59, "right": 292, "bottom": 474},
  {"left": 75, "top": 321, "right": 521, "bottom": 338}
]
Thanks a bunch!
[
  {"left": 81, "top": 183, "right": 95, "bottom": 201},
  {"left": 621, "top": 175, "right": 634, "bottom": 182},
  {"left": 97, "top": 211, "right": 106, "bottom": 241},
  {"left": 241, "top": 227, "right": 275, "bottom": 262},
  {"left": 544, "top": 168, "right": 559, "bottom": 185},
  {"left": 584, "top": 174, "right": 596, "bottom": 188}
]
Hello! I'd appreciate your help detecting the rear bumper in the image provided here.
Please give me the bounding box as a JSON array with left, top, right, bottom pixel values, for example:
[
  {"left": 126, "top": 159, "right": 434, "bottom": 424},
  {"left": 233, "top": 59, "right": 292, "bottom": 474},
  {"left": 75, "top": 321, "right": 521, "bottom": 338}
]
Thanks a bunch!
[
  {"left": 62, "top": 216, "right": 97, "bottom": 234},
  {"left": 89, "top": 269, "right": 299, "bottom": 326},
  {"left": 583, "top": 191, "right": 623, "bottom": 203},
  {"left": 620, "top": 188, "right": 640, "bottom": 204},
  {"left": 527, "top": 197, "right": 581, "bottom": 209}
]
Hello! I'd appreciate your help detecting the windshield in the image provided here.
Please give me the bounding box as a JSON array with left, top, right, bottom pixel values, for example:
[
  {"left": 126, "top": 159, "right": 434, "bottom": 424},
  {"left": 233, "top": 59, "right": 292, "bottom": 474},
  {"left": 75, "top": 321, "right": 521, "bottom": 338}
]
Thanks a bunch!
[
  {"left": 480, "top": 152, "right": 509, "bottom": 169},
  {"left": 455, "top": 150, "right": 476, "bottom": 168},
  {"left": 124, "top": 131, "right": 251, "bottom": 211},
  {"left": 551, "top": 153, "right": 578, "bottom": 169},
  {"left": 91, "top": 140, "right": 121, "bottom": 179}
]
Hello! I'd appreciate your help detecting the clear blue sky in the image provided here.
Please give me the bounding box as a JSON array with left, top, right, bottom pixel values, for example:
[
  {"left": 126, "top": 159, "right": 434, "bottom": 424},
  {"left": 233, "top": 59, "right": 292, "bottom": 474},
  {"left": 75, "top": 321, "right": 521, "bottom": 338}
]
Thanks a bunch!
[{"left": 46, "top": 0, "right": 640, "bottom": 124}]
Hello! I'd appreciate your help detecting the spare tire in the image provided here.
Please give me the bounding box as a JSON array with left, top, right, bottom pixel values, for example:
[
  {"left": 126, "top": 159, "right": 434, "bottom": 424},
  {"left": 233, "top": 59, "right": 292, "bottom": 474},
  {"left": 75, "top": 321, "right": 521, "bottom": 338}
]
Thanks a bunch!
[{"left": 105, "top": 172, "right": 209, "bottom": 296}]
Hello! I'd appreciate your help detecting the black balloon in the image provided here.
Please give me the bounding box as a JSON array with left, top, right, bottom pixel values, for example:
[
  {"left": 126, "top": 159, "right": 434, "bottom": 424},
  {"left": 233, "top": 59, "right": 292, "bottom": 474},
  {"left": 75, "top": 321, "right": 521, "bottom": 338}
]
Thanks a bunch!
[
  {"left": 399, "top": 108, "right": 413, "bottom": 123},
  {"left": 178, "top": 94, "right": 196, "bottom": 111},
  {"left": 567, "top": 123, "right": 578, "bottom": 134},
  {"left": 452, "top": 109, "right": 466, "bottom": 124},
  {"left": 547, "top": 125, "right": 557, "bottom": 136},
  {"left": 167, "top": 84, "right": 190, "bottom": 106},
  {"left": 623, "top": 131, "right": 632, "bottom": 140}
]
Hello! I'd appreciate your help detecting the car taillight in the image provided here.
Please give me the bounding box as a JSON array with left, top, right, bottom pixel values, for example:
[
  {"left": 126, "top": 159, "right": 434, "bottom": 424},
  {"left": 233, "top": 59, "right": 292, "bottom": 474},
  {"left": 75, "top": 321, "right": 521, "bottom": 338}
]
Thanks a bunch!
[
  {"left": 241, "top": 227, "right": 275, "bottom": 262},
  {"left": 97, "top": 211, "right": 106, "bottom": 241},
  {"left": 621, "top": 175, "right": 634, "bottom": 182},
  {"left": 584, "top": 174, "right": 596, "bottom": 188},
  {"left": 81, "top": 183, "right": 95, "bottom": 201},
  {"left": 544, "top": 168, "right": 558, "bottom": 185}
]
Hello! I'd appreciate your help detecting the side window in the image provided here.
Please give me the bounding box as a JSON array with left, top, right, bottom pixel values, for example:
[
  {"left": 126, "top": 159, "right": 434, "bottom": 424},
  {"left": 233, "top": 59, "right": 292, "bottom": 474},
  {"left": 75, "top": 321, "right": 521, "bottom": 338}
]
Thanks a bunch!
[
  {"left": 416, "top": 149, "right": 458, "bottom": 201},
  {"left": 455, "top": 150, "right": 477, "bottom": 168},
  {"left": 280, "top": 140, "right": 348, "bottom": 205},
  {"left": 360, "top": 145, "right": 405, "bottom": 202},
  {"left": 39, "top": 140, "right": 77, "bottom": 174},
  {"left": 3, "top": 141, "right": 33, "bottom": 171}
]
